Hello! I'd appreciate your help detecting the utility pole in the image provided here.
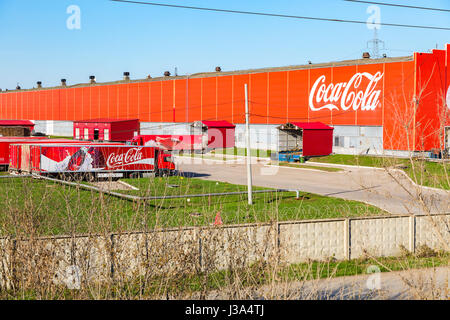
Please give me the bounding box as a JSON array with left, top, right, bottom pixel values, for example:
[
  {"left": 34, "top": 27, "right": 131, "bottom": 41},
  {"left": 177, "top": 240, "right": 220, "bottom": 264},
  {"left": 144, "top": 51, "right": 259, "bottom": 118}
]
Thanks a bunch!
[
  {"left": 244, "top": 84, "right": 253, "bottom": 205},
  {"left": 367, "top": 28, "right": 385, "bottom": 59}
]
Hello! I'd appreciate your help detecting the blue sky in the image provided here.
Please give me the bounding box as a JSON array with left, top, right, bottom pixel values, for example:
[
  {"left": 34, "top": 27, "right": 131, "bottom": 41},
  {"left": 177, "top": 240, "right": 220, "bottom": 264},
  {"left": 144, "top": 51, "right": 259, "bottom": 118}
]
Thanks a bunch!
[{"left": 0, "top": 0, "right": 449, "bottom": 89}]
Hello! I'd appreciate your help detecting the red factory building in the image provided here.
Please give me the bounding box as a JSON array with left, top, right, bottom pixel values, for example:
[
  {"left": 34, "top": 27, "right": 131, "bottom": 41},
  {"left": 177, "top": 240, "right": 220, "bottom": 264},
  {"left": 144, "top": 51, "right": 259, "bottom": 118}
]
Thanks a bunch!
[{"left": 0, "top": 44, "right": 449, "bottom": 156}]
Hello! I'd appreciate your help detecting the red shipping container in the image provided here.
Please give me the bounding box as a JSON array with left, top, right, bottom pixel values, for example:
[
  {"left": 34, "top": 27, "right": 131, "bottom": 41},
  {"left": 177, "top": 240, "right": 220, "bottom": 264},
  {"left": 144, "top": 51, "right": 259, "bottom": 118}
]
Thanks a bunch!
[{"left": 73, "top": 118, "right": 140, "bottom": 142}]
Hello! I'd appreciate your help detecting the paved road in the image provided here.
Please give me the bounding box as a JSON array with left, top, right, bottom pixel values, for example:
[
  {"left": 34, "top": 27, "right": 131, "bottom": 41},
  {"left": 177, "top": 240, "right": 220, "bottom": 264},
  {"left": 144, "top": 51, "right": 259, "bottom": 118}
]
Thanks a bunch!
[{"left": 175, "top": 157, "right": 450, "bottom": 215}]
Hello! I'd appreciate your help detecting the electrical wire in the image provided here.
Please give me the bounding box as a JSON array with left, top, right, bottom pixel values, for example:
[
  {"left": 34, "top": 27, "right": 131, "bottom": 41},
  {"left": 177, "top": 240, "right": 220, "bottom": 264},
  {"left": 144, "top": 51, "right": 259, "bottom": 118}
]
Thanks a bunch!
[
  {"left": 344, "top": 0, "right": 450, "bottom": 13},
  {"left": 110, "top": 0, "right": 450, "bottom": 31}
]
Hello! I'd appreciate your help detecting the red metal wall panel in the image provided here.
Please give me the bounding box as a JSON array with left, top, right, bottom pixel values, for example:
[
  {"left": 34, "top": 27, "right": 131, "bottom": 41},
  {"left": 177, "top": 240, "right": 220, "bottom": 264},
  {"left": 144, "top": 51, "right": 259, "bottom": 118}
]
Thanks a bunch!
[
  {"left": 186, "top": 78, "right": 201, "bottom": 123},
  {"left": 447, "top": 44, "right": 450, "bottom": 127},
  {"left": 414, "top": 50, "right": 447, "bottom": 151},
  {"left": 268, "top": 71, "right": 288, "bottom": 124},
  {"left": 161, "top": 80, "right": 174, "bottom": 122},
  {"left": 201, "top": 77, "right": 217, "bottom": 121},
  {"left": 138, "top": 83, "right": 150, "bottom": 122},
  {"left": 90, "top": 86, "right": 100, "bottom": 120},
  {"left": 207, "top": 127, "right": 235, "bottom": 148},
  {"left": 128, "top": 83, "right": 139, "bottom": 120},
  {"left": 287, "top": 70, "right": 309, "bottom": 123},
  {"left": 249, "top": 72, "right": 268, "bottom": 124},
  {"left": 382, "top": 61, "right": 415, "bottom": 151},
  {"left": 303, "top": 129, "right": 333, "bottom": 157},
  {"left": 174, "top": 79, "right": 187, "bottom": 123},
  {"left": 80, "top": 87, "right": 90, "bottom": 120},
  {"left": 107, "top": 85, "right": 118, "bottom": 119},
  {"left": 217, "top": 76, "right": 233, "bottom": 122},
  {"left": 232, "top": 74, "right": 249, "bottom": 124},
  {"left": 149, "top": 81, "right": 162, "bottom": 122}
]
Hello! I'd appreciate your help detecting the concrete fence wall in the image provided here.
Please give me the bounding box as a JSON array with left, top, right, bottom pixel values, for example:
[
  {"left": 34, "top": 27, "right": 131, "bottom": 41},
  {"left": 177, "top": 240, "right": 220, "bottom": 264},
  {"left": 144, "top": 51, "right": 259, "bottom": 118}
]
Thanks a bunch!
[{"left": 0, "top": 213, "right": 448, "bottom": 289}]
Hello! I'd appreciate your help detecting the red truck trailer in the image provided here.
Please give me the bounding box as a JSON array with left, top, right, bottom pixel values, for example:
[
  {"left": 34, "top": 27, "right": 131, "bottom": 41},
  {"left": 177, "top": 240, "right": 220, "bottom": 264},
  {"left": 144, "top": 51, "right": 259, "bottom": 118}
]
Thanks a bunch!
[
  {"left": 0, "top": 136, "right": 49, "bottom": 170},
  {"left": 128, "top": 134, "right": 203, "bottom": 151},
  {"left": 9, "top": 139, "right": 94, "bottom": 174},
  {"left": 10, "top": 144, "right": 175, "bottom": 180}
]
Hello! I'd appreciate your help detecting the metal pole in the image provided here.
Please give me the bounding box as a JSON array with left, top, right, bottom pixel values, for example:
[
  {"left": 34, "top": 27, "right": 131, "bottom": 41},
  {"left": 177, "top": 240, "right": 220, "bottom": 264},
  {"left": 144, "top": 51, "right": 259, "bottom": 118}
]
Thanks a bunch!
[{"left": 244, "top": 84, "right": 253, "bottom": 205}]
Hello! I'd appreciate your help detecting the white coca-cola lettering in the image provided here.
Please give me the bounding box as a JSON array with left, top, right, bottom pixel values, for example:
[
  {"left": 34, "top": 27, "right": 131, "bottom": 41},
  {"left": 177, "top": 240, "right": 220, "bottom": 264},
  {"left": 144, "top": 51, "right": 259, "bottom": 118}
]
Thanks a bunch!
[
  {"left": 106, "top": 148, "right": 144, "bottom": 168},
  {"left": 309, "top": 72, "right": 384, "bottom": 112}
]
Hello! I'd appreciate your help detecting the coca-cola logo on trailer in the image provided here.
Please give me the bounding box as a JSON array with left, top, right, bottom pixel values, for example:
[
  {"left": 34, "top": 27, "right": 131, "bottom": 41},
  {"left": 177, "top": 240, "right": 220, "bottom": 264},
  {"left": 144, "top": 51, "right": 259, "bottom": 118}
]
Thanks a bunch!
[
  {"left": 106, "top": 147, "right": 144, "bottom": 168},
  {"left": 309, "top": 72, "right": 384, "bottom": 112}
]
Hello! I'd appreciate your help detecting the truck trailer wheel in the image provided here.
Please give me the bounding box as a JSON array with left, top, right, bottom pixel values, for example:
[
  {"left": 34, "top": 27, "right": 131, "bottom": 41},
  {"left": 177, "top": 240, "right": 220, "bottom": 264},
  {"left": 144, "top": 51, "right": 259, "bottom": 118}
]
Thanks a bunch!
[
  {"left": 85, "top": 173, "right": 95, "bottom": 182},
  {"left": 129, "top": 172, "right": 142, "bottom": 179},
  {"left": 157, "top": 169, "right": 170, "bottom": 177}
]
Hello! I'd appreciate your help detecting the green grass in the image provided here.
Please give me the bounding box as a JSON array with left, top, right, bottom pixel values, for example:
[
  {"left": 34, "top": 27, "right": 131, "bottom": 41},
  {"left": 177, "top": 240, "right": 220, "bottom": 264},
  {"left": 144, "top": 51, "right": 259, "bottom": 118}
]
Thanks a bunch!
[
  {"left": 310, "top": 154, "right": 450, "bottom": 189},
  {"left": 0, "top": 176, "right": 385, "bottom": 236},
  {"left": 310, "top": 154, "right": 403, "bottom": 167},
  {"left": 210, "top": 147, "right": 273, "bottom": 158},
  {"left": 4, "top": 250, "right": 447, "bottom": 299},
  {"left": 270, "top": 162, "right": 344, "bottom": 172},
  {"left": 178, "top": 153, "right": 240, "bottom": 161},
  {"left": 116, "top": 251, "right": 450, "bottom": 297}
]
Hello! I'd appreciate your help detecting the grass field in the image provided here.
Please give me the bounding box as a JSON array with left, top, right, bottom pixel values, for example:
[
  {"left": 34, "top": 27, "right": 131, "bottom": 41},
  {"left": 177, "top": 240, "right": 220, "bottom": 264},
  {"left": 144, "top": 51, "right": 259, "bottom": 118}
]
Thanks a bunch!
[
  {"left": 209, "top": 147, "right": 273, "bottom": 158},
  {"left": 309, "top": 154, "right": 450, "bottom": 189},
  {"left": 0, "top": 176, "right": 385, "bottom": 236},
  {"left": 172, "top": 250, "right": 450, "bottom": 295},
  {"left": 268, "top": 162, "right": 343, "bottom": 172},
  {"left": 3, "top": 250, "right": 447, "bottom": 299}
]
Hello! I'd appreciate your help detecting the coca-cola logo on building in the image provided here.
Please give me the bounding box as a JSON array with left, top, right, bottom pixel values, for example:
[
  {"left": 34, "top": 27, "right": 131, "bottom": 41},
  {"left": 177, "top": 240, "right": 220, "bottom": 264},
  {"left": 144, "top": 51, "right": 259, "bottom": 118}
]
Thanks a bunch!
[
  {"left": 309, "top": 72, "right": 384, "bottom": 112},
  {"left": 106, "top": 147, "right": 144, "bottom": 168}
]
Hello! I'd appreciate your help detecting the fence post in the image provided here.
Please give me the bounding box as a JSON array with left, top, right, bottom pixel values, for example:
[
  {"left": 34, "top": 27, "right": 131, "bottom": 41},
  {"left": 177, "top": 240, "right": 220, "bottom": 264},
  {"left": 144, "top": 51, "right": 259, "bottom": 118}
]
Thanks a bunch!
[
  {"left": 409, "top": 215, "right": 415, "bottom": 253},
  {"left": 344, "top": 219, "right": 350, "bottom": 260}
]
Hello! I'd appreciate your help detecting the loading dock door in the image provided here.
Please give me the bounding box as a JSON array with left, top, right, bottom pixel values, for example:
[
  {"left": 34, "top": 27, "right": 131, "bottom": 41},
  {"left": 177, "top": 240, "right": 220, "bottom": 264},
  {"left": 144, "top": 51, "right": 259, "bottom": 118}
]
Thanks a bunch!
[
  {"left": 278, "top": 127, "right": 303, "bottom": 153},
  {"left": 277, "top": 122, "right": 334, "bottom": 157},
  {"left": 94, "top": 129, "right": 99, "bottom": 140}
]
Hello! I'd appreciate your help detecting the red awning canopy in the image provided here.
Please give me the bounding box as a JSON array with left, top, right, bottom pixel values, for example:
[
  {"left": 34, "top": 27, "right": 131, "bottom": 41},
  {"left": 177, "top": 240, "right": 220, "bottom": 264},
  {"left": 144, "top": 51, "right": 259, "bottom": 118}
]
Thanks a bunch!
[
  {"left": 0, "top": 120, "right": 35, "bottom": 127},
  {"left": 279, "top": 122, "right": 333, "bottom": 130},
  {"left": 75, "top": 118, "right": 139, "bottom": 123},
  {"left": 200, "top": 120, "right": 236, "bottom": 128}
]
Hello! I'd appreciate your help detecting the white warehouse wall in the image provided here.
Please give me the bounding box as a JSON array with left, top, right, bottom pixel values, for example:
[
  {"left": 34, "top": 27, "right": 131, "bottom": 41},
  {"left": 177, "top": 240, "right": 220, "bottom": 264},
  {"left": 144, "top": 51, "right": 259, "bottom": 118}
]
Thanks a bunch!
[{"left": 31, "top": 120, "right": 417, "bottom": 157}]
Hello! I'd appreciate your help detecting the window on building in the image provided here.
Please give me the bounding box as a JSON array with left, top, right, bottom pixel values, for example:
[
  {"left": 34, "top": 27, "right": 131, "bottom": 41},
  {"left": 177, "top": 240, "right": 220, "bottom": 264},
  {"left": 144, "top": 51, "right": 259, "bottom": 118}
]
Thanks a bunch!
[
  {"left": 104, "top": 129, "right": 109, "bottom": 141},
  {"left": 75, "top": 128, "right": 80, "bottom": 139},
  {"left": 84, "top": 128, "right": 89, "bottom": 140}
]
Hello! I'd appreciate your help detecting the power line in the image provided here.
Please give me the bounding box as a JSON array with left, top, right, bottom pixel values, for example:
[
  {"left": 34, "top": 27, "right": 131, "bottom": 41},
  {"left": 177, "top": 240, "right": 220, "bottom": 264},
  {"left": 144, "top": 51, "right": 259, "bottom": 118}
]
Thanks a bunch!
[
  {"left": 344, "top": 0, "right": 450, "bottom": 13},
  {"left": 110, "top": 0, "right": 450, "bottom": 31}
]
